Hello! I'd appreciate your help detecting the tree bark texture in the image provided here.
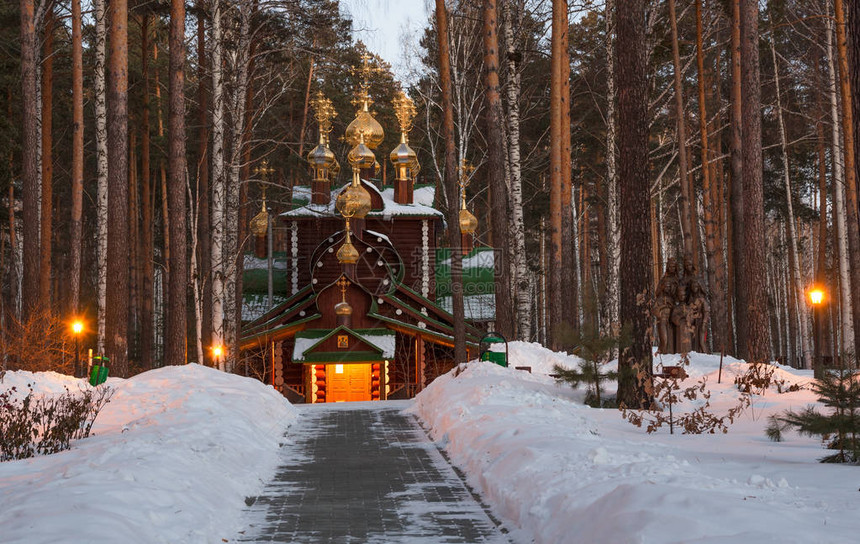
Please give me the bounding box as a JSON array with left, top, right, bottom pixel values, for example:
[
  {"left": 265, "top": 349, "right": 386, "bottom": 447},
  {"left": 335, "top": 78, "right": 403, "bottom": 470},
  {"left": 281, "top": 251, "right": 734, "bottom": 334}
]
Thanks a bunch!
[
  {"left": 729, "top": 0, "right": 746, "bottom": 359},
  {"left": 196, "top": 2, "right": 211, "bottom": 356},
  {"left": 140, "top": 14, "right": 154, "bottom": 367},
  {"left": 605, "top": 0, "right": 620, "bottom": 339},
  {"left": 501, "top": 0, "right": 531, "bottom": 341},
  {"left": 834, "top": 0, "right": 860, "bottom": 359},
  {"left": 20, "top": 0, "right": 39, "bottom": 319},
  {"left": 615, "top": 0, "right": 653, "bottom": 408},
  {"left": 435, "top": 0, "right": 467, "bottom": 365},
  {"left": 826, "top": 16, "right": 855, "bottom": 357},
  {"left": 739, "top": 0, "right": 770, "bottom": 365},
  {"left": 70, "top": 0, "right": 83, "bottom": 315},
  {"left": 94, "top": 0, "right": 108, "bottom": 354},
  {"left": 165, "top": 0, "right": 188, "bottom": 366},
  {"left": 549, "top": 0, "right": 564, "bottom": 348},
  {"left": 39, "top": 10, "right": 53, "bottom": 309},
  {"left": 106, "top": 0, "right": 130, "bottom": 375},
  {"left": 668, "top": 0, "right": 695, "bottom": 266},
  {"left": 482, "top": 0, "right": 514, "bottom": 339}
]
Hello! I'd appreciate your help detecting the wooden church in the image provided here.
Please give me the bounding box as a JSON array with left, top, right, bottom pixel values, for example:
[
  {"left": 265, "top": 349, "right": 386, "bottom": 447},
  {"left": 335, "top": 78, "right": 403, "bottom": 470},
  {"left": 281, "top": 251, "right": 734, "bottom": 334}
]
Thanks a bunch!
[{"left": 239, "top": 58, "right": 486, "bottom": 403}]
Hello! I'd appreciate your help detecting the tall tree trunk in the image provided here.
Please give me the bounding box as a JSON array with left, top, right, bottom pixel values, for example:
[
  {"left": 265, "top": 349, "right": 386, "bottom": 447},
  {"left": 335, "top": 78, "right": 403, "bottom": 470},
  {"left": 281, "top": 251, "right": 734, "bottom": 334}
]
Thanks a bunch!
[
  {"left": 616, "top": 0, "right": 653, "bottom": 408},
  {"left": 210, "top": 0, "right": 226, "bottom": 370},
  {"left": 435, "top": 0, "right": 466, "bottom": 365},
  {"left": 70, "top": 0, "right": 83, "bottom": 315},
  {"left": 39, "top": 9, "right": 52, "bottom": 310},
  {"left": 196, "top": 1, "right": 211, "bottom": 358},
  {"left": 560, "top": 0, "right": 576, "bottom": 338},
  {"left": 166, "top": 0, "right": 187, "bottom": 366},
  {"left": 224, "top": 4, "right": 253, "bottom": 372},
  {"left": 668, "top": 0, "right": 695, "bottom": 265},
  {"left": 549, "top": 0, "right": 564, "bottom": 348},
  {"left": 106, "top": 0, "right": 130, "bottom": 376},
  {"left": 833, "top": 0, "right": 860, "bottom": 358},
  {"left": 482, "top": 0, "right": 514, "bottom": 339},
  {"left": 502, "top": 0, "right": 531, "bottom": 340},
  {"left": 140, "top": 13, "right": 154, "bottom": 367},
  {"left": 769, "top": 25, "right": 811, "bottom": 369},
  {"left": 827, "top": 16, "right": 855, "bottom": 357},
  {"left": 297, "top": 54, "right": 315, "bottom": 159},
  {"left": 740, "top": 0, "right": 770, "bottom": 365},
  {"left": 696, "top": 0, "right": 725, "bottom": 353},
  {"left": 94, "top": 0, "right": 108, "bottom": 354},
  {"left": 729, "top": 0, "right": 746, "bottom": 358},
  {"left": 20, "top": 0, "right": 39, "bottom": 319},
  {"left": 605, "top": 0, "right": 620, "bottom": 340}
]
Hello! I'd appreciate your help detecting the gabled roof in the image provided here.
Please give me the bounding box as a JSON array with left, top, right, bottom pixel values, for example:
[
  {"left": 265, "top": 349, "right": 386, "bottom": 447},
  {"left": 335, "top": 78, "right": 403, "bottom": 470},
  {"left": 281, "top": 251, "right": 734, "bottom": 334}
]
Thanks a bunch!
[{"left": 292, "top": 326, "right": 395, "bottom": 363}]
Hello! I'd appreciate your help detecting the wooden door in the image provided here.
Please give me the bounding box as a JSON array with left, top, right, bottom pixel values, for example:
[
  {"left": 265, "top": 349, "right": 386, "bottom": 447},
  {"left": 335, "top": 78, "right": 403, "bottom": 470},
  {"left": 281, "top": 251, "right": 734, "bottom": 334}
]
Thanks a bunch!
[{"left": 325, "top": 364, "right": 371, "bottom": 402}]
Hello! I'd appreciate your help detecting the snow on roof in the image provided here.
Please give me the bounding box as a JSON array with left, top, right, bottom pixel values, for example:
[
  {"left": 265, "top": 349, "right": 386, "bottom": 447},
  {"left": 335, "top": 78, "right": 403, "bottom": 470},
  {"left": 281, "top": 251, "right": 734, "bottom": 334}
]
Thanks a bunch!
[
  {"left": 281, "top": 182, "right": 442, "bottom": 219},
  {"left": 438, "top": 248, "right": 495, "bottom": 269},
  {"left": 292, "top": 328, "right": 396, "bottom": 361},
  {"left": 438, "top": 293, "right": 496, "bottom": 321}
]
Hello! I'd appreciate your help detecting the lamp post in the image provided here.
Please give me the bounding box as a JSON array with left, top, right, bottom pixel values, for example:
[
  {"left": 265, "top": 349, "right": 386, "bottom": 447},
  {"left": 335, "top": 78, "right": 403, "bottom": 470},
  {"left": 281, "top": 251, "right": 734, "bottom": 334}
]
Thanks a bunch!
[
  {"left": 72, "top": 321, "right": 83, "bottom": 378},
  {"left": 808, "top": 285, "right": 826, "bottom": 377}
]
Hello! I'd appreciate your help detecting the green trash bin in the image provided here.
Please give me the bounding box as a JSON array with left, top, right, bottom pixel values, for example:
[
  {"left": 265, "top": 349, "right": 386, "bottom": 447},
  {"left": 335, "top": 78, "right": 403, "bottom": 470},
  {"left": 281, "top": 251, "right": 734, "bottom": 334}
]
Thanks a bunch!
[
  {"left": 480, "top": 332, "right": 508, "bottom": 368},
  {"left": 89, "top": 356, "right": 110, "bottom": 386}
]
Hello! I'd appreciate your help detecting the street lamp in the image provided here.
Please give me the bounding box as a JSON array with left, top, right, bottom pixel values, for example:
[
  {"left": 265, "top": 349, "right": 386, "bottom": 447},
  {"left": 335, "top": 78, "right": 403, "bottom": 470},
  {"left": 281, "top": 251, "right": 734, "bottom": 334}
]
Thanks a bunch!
[
  {"left": 212, "top": 344, "right": 224, "bottom": 369},
  {"left": 72, "top": 320, "right": 84, "bottom": 378},
  {"left": 808, "top": 285, "right": 826, "bottom": 377}
]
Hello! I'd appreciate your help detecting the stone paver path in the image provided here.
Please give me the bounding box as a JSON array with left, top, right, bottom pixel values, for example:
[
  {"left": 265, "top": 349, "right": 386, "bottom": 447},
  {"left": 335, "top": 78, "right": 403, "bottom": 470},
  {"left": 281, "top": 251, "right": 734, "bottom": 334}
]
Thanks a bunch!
[{"left": 237, "top": 401, "right": 509, "bottom": 543}]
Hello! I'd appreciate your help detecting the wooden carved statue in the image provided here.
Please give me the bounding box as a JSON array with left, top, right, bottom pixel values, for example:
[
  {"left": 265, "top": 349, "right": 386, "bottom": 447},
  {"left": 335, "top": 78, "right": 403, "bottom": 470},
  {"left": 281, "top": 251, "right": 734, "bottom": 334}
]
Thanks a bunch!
[
  {"left": 653, "top": 256, "right": 711, "bottom": 354},
  {"left": 654, "top": 259, "right": 679, "bottom": 354},
  {"left": 687, "top": 278, "right": 710, "bottom": 352}
]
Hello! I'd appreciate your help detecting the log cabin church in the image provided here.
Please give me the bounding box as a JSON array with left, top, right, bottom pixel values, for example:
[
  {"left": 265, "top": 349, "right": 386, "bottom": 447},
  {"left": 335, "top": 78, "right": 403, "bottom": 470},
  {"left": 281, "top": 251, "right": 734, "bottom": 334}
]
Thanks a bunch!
[{"left": 239, "top": 58, "right": 490, "bottom": 403}]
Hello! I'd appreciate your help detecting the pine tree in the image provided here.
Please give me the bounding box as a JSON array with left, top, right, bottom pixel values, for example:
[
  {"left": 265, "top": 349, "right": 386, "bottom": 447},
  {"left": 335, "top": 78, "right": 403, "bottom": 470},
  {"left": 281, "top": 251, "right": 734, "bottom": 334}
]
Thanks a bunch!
[{"left": 768, "top": 367, "right": 860, "bottom": 463}]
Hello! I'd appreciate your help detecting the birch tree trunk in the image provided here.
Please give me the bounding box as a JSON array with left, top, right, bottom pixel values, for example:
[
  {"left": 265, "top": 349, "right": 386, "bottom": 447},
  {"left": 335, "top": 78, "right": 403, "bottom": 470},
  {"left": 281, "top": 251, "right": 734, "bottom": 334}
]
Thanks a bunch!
[
  {"left": 501, "top": 0, "right": 530, "bottom": 340},
  {"left": 605, "top": 0, "right": 620, "bottom": 339},
  {"left": 94, "top": 0, "right": 108, "bottom": 354},
  {"left": 769, "top": 26, "right": 811, "bottom": 369},
  {"left": 826, "top": 16, "right": 855, "bottom": 357},
  {"left": 165, "top": 0, "right": 188, "bottom": 366},
  {"left": 223, "top": 4, "right": 253, "bottom": 372},
  {"left": 210, "top": 0, "right": 226, "bottom": 371},
  {"left": 70, "top": 0, "right": 83, "bottom": 315}
]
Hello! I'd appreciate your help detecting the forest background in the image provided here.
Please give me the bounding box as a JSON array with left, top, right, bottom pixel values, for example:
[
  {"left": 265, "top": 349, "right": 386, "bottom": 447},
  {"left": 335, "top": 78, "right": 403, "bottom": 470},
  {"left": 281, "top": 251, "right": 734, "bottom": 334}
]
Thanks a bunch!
[{"left": 1, "top": 0, "right": 857, "bottom": 404}]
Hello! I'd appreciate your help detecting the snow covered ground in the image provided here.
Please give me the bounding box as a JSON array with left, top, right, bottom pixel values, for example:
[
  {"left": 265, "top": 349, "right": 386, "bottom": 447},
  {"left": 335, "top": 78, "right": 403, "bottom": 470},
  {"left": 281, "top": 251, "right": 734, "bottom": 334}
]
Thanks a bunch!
[
  {"left": 2, "top": 344, "right": 859, "bottom": 543},
  {"left": 0, "top": 365, "right": 297, "bottom": 544},
  {"left": 412, "top": 342, "right": 860, "bottom": 544}
]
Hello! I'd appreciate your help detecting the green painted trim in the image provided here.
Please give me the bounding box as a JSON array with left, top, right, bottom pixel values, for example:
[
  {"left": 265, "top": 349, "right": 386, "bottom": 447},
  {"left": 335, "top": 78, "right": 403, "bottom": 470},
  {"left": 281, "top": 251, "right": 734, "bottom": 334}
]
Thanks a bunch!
[
  {"left": 240, "top": 314, "right": 321, "bottom": 345},
  {"left": 295, "top": 351, "right": 386, "bottom": 364}
]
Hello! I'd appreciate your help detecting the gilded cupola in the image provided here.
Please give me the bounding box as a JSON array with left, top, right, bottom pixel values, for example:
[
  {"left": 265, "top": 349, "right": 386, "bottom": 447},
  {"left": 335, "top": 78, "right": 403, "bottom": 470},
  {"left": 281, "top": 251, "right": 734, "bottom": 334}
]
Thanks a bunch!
[{"left": 344, "top": 53, "right": 385, "bottom": 150}]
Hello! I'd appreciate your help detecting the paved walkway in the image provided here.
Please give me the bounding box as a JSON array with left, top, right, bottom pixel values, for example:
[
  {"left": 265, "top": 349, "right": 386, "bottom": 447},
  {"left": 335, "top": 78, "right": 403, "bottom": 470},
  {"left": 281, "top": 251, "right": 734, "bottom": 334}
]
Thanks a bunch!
[{"left": 238, "top": 401, "right": 509, "bottom": 543}]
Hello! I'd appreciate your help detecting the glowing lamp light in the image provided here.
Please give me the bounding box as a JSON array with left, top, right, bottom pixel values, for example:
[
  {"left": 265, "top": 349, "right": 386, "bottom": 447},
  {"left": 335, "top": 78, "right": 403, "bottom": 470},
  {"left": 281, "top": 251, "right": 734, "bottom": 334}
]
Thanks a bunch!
[
  {"left": 808, "top": 287, "right": 825, "bottom": 306},
  {"left": 212, "top": 345, "right": 224, "bottom": 359},
  {"left": 72, "top": 321, "right": 83, "bottom": 334}
]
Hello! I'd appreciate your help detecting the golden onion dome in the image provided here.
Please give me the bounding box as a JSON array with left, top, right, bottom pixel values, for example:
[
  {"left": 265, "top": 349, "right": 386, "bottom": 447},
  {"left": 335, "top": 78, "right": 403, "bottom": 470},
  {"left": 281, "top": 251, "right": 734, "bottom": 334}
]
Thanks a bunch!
[
  {"left": 348, "top": 138, "right": 377, "bottom": 170},
  {"left": 335, "top": 181, "right": 373, "bottom": 219},
  {"left": 337, "top": 231, "right": 360, "bottom": 264},
  {"left": 390, "top": 140, "right": 418, "bottom": 166},
  {"left": 249, "top": 208, "right": 268, "bottom": 237},
  {"left": 334, "top": 301, "right": 353, "bottom": 316},
  {"left": 459, "top": 208, "right": 478, "bottom": 235},
  {"left": 307, "top": 139, "right": 337, "bottom": 169},
  {"left": 345, "top": 105, "right": 385, "bottom": 149}
]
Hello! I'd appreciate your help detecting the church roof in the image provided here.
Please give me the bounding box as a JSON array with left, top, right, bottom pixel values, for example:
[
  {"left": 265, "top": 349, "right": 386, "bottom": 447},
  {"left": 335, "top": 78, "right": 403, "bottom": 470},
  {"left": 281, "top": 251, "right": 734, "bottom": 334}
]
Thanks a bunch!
[{"left": 281, "top": 183, "right": 442, "bottom": 219}]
